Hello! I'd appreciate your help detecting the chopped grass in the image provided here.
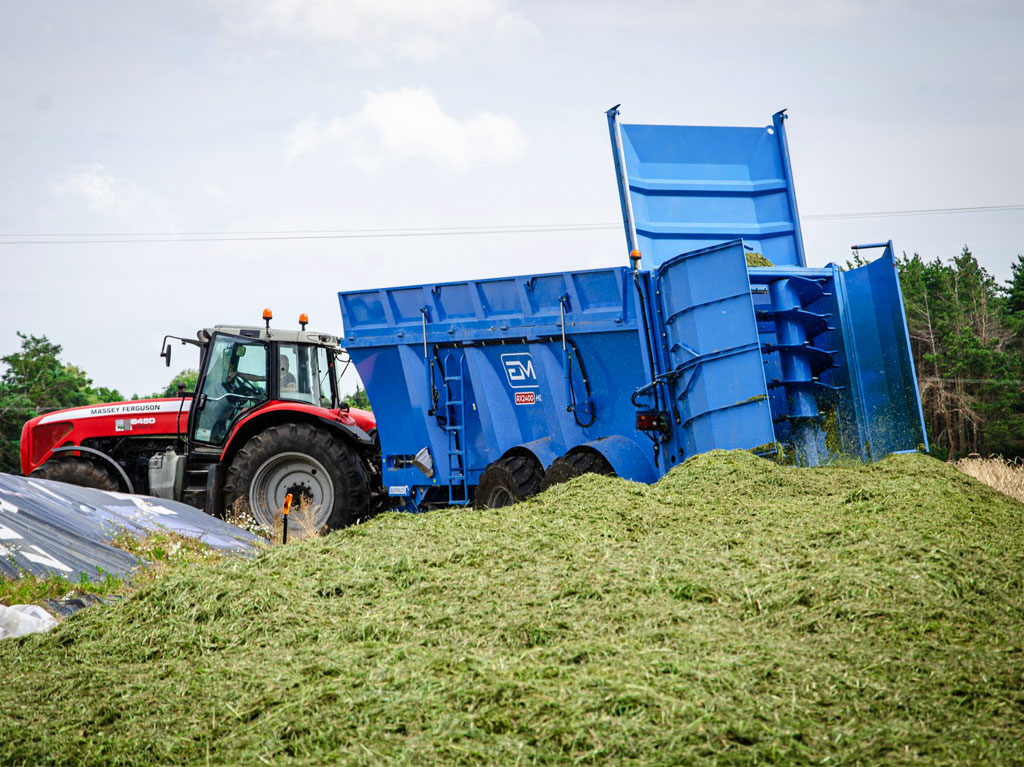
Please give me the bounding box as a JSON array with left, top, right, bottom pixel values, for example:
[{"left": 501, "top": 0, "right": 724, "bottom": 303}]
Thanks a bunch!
[
  {"left": 1, "top": 451, "right": 1022, "bottom": 766},
  {"left": 745, "top": 251, "right": 774, "bottom": 267}
]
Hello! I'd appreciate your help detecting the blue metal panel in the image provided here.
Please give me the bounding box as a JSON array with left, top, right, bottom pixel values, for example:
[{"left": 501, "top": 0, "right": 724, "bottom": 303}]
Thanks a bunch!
[
  {"left": 608, "top": 107, "right": 806, "bottom": 269},
  {"left": 655, "top": 240, "right": 777, "bottom": 457},
  {"left": 341, "top": 266, "right": 659, "bottom": 507},
  {"left": 341, "top": 268, "right": 635, "bottom": 343},
  {"left": 836, "top": 245, "right": 928, "bottom": 458}
]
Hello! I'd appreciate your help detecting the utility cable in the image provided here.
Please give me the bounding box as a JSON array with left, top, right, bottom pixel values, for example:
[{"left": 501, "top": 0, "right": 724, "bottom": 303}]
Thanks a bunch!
[
  {"left": 0, "top": 223, "right": 620, "bottom": 244},
  {"left": 804, "top": 203, "right": 1024, "bottom": 220},
  {"left": 0, "top": 203, "right": 1020, "bottom": 245}
]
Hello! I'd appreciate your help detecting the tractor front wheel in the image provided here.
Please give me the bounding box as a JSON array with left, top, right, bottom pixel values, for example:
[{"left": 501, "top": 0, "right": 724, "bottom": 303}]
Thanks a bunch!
[
  {"left": 223, "top": 423, "right": 369, "bottom": 531},
  {"left": 475, "top": 454, "right": 543, "bottom": 509},
  {"left": 30, "top": 458, "right": 120, "bottom": 492}
]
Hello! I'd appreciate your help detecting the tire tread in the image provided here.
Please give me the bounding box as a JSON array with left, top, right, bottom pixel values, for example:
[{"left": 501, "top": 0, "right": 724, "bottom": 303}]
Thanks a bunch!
[
  {"left": 30, "top": 458, "right": 120, "bottom": 492},
  {"left": 540, "top": 451, "right": 615, "bottom": 491},
  {"left": 475, "top": 454, "right": 543, "bottom": 509},
  {"left": 224, "top": 423, "right": 369, "bottom": 529}
]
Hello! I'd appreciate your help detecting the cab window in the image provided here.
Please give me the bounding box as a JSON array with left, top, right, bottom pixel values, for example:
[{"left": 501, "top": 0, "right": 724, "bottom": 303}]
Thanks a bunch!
[
  {"left": 193, "top": 335, "right": 268, "bottom": 446},
  {"left": 277, "top": 343, "right": 327, "bottom": 406},
  {"left": 316, "top": 346, "right": 336, "bottom": 408}
]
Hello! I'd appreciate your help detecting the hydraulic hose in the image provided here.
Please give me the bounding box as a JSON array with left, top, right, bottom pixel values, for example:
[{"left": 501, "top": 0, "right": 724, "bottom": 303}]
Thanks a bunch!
[{"left": 632, "top": 270, "right": 660, "bottom": 412}]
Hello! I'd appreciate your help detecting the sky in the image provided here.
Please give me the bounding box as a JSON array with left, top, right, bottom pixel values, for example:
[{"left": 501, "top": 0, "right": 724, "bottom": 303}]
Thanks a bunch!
[{"left": 1, "top": 0, "right": 1022, "bottom": 398}]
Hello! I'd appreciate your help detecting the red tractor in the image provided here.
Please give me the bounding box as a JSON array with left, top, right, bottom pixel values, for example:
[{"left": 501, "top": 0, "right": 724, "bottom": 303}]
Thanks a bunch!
[{"left": 20, "top": 312, "right": 380, "bottom": 530}]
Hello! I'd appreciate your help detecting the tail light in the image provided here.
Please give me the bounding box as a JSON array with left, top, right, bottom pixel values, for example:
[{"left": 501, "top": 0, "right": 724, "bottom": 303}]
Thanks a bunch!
[
  {"left": 31, "top": 421, "right": 74, "bottom": 465},
  {"left": 636, "top": 410, "right": 670, "bottom": 434}
]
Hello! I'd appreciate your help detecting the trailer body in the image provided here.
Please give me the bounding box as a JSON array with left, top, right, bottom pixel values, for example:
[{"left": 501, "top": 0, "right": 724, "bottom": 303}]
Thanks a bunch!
[{"left": 340, "top": 109, "right": 927, "bottom": 510}]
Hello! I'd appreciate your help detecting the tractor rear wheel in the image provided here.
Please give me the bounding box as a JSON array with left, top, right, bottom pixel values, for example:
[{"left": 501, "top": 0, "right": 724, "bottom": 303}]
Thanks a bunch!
[
  {"left": 30, "top": 458, "right": 120, "bottom": 492},
  {"left": 540, "top": 451, "right": 615, "bottom": 491},
  {"left": 223, "top": 423, "right": 369, "bottom": 532},
  {"left": 475, "top": 454, "right": 543, "bottom": 509}
]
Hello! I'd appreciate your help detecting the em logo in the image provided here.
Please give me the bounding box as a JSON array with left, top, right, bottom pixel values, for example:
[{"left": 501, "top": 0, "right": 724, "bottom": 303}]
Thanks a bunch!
[{"left": 500, "top": 352, "right": 539, "bottom": 389}]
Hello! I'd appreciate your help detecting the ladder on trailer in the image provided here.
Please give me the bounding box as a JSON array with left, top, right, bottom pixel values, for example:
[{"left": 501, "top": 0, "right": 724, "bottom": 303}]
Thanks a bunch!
[{"left": 442, "top": 352, "right": 470, "bottom": 505}]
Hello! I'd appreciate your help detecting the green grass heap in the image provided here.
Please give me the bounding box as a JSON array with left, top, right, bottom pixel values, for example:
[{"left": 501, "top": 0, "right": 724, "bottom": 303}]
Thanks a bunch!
[{"left": 2, "top": 451, "right": 1022, "bottom": 765}]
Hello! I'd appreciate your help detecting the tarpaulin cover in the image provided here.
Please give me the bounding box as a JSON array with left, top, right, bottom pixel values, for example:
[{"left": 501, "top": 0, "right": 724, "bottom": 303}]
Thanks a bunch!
[{"left": 0, "top": 473, "right": 258, "bottom": 582}]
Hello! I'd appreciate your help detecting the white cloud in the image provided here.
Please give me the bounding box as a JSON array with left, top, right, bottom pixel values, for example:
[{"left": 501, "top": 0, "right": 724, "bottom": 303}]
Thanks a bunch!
[
  {"left": 212, "top": 0, "right": 536, "bottom": 60},
  {"left": 51, "top": 164, "right": 171, "bottom": 224},
  {"left": 286, "top": 87, "right": 527, "bottom": 171},
  {"left": 203, "top": 183, "right": 234, "bottom": 203},
  {"left": 52, "top": 164, "right": 133, "bottom": 215}
]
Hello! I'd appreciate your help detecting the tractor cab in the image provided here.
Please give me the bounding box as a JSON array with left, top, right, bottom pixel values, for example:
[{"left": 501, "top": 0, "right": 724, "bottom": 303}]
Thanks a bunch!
[
  {"left": 187, "top": 321, "right": 346, "bottom": 450},
  {"left": 154, "top": 310, "right": 378, "bottom": 518}
]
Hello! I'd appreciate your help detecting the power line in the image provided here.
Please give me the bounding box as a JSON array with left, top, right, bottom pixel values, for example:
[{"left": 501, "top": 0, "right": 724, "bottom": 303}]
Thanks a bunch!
[
  {"left": 804, "top": 203, "right": 1024, "bottom": 221},
  {"left": 0, "top": 223, "right": 621, "bottom": 245},
  {"left": 0, "top": 222, "right": 620, "bottom": 238},
  {"left": 0, "top": 203, "right": 1020, "bottom": 245}
]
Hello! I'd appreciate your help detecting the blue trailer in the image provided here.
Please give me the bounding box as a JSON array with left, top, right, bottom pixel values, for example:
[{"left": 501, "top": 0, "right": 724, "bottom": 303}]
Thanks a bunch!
[{"left": 339, "top": 108, "right": 927, "bottom": 510}]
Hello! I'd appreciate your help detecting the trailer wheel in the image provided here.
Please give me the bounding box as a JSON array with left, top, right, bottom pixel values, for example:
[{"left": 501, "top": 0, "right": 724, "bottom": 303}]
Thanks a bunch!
[
  {"left": 475, "top": 454, "right": 543, "bottom": 509},
  {"left": 224, "top": 423, "right": 369, "bottom": 531},
  {"left": 30, "top": 458, "right": 120, "bottom": 492},
  {"left": 540, "top": 450, "right": 615, "bottom": 491}
]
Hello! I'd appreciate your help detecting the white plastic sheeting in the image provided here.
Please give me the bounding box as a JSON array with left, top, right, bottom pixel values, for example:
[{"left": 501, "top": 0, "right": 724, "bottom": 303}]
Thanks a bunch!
[{"left": 0, "top": 603, "right": 58, "bottom": 639}]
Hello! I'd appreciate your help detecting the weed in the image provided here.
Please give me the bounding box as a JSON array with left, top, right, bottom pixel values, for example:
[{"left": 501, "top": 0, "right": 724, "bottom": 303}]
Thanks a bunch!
[
  {"left": 224, "top": 498, "right": 274, "bottom": 539},
  {"left": 225, "top": 496, "right": 325, "bottom": 543}
]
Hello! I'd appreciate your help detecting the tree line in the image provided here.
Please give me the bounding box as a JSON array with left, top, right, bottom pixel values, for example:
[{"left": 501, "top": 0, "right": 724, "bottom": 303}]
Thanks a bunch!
[
  {"left": 1, "top": 247, "right": 1021, "bottom": 475},
  {"left": 0, "top": 334, "right": 126, "bottom": 474},
  {"left": 898, "top": 248, "right": 1024, "bottom": 460}
]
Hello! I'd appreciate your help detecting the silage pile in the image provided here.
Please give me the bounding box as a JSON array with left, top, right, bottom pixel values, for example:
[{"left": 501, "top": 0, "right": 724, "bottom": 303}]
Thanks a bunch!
[{"left": 1, "top": 451, "right": 1022, "bottom": 766}]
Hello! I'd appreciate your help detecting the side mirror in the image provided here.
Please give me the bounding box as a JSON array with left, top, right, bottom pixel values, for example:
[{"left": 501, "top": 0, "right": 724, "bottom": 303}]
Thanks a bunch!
[{"left": 161, "top": 343, "right": 172, "bottom": 367}]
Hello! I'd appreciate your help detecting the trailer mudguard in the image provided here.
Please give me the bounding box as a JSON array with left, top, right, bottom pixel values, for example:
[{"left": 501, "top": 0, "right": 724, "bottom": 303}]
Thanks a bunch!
[
  {"left": 569, "top": 436, "right": 659, "bottom": 484},
  {"left": 502, "top": 438, "right": 560, "bottom": 470}
]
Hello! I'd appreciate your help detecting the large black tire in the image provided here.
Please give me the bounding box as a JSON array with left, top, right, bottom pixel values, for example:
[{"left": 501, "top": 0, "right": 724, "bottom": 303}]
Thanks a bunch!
[
  {"left": 223, "top": 423, "right": 369, "bottom": 531},
  {"left": 30, "top": 458, "right": 120, "bottom": 492},
  {"left": 540, "top": 450, "right": 615, "bottom": 491},
  {"left": 475, "top": 454, "right": 543, "bottom": 509}
]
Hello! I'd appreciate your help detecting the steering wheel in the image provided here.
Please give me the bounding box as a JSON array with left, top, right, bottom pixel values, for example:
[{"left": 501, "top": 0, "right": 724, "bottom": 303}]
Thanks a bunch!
[{"left": 226, "top": 372, "right": 263, "bottom": 399}]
